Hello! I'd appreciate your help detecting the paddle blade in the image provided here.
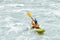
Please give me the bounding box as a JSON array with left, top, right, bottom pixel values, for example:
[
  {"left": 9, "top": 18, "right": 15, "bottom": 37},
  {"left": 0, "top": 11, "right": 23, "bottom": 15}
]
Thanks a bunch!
[{"left": 27, "top": 11, "right": 31, "bottom": 17}]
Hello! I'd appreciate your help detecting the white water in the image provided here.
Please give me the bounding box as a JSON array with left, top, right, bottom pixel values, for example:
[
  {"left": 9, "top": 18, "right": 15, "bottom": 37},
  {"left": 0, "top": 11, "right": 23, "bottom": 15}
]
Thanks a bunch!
[{"left": 0, "top": 0, "right": 60, "bottom": 40}]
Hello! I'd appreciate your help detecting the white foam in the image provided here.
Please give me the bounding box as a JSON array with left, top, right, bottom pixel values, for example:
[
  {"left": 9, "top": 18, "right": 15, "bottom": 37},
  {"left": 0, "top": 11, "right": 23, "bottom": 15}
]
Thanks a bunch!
[
  {"left": 0, "top": 6, "right": 4, "bottom": 8},
  {"left": 4, "top": 4, "right": 24, "bottom": 7},
  {"left": 53, "top": 10, "right": 60, "bottom": 16},
  {"left": 0, "top": 16, "right": 2, "bottom": 18},
  {"left": 16, "top": 23, "right": 23, "bottom": 25},
  {"left": 7, "top": 24, "right": 20, "bottom": 33},
  {"left": 8, "top": 27, "right": 20, "bottom": 32},
  {"left": 31, "top": 0, "right": 34, "bottom": 2},
  {"left": 5, "top": 16, "right": 13, "bottom": 21}
]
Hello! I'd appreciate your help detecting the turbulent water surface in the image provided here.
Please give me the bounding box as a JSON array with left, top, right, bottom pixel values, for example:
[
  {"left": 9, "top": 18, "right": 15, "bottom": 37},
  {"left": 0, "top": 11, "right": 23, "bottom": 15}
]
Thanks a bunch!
[{"left": 0, "top": 0, "right": 60, "bottom": 40}]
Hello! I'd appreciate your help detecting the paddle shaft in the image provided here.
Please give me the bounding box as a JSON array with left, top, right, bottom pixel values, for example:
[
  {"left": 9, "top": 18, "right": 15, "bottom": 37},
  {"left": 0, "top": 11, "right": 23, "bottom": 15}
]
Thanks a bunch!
[{"left": 30, "top": 16, "right": 34, "bottom": 21}]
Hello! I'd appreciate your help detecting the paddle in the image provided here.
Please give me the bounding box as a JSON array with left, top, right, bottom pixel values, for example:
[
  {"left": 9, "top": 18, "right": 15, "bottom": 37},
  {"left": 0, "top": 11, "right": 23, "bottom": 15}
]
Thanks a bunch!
[{"left": 27, "top": 11, "right": 33, "bottom": 20}]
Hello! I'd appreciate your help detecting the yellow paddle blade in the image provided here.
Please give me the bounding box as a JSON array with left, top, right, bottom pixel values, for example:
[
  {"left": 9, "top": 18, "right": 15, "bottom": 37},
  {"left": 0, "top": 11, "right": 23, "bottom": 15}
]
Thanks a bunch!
[{"left": 27, "top": 11, "right": 31, "bottom": 17}]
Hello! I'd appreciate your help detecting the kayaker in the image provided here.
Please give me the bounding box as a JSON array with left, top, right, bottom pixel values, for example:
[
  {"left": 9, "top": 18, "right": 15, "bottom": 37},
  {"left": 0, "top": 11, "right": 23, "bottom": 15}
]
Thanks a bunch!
[{"left": 31, "top": 18, "right": 40, "bottom": 29}]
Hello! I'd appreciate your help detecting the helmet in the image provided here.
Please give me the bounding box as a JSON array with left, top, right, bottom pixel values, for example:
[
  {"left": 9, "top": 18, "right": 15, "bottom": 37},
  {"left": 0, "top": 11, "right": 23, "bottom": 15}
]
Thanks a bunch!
[{"left": 34, "top": 18, "right": 37, "bottom": 24}]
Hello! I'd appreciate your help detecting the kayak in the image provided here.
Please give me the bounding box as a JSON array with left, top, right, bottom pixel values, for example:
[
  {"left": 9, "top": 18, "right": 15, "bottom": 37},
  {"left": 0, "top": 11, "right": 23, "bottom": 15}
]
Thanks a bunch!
[
  {"left": 35, "top": 28, "right": 45, "bottom": 34},
  {"left": 30, "top": 27, "right": 45, "bottom": 34}
]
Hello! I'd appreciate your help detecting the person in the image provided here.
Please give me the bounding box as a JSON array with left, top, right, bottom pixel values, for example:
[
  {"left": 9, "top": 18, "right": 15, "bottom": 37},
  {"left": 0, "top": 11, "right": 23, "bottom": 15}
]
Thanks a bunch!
[{"left": 31, "top": 18, "right": 40, "bottom": 29}]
